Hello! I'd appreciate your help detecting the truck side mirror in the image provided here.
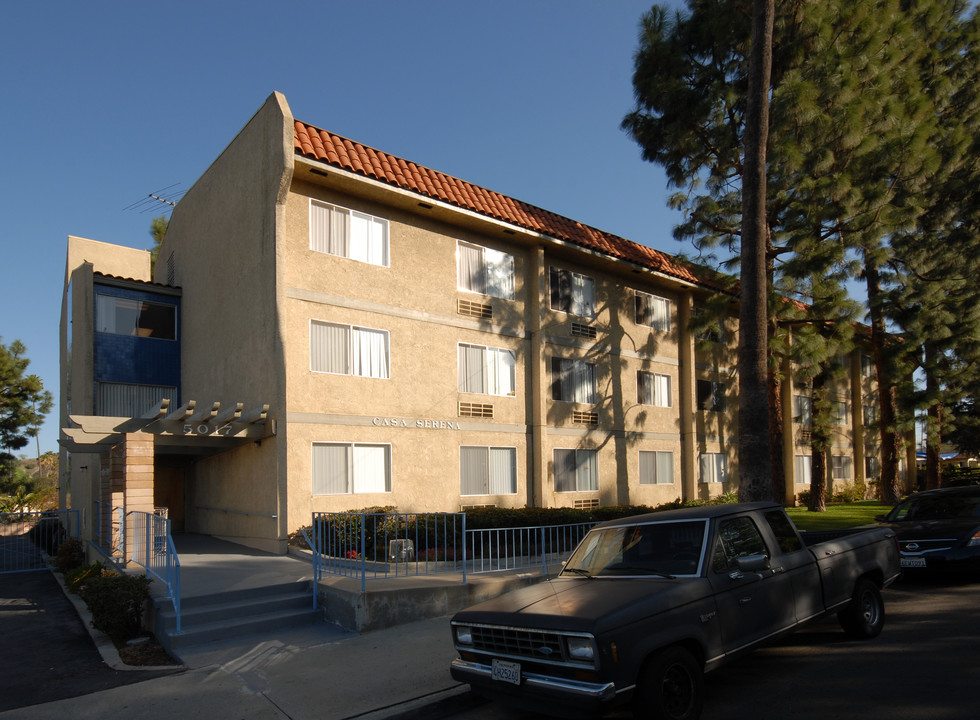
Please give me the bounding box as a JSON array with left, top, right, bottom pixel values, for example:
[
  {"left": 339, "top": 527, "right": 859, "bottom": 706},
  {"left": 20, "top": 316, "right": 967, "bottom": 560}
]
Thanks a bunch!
[{"left": 735, "top": 554, "right": 771, "bottom": 573}]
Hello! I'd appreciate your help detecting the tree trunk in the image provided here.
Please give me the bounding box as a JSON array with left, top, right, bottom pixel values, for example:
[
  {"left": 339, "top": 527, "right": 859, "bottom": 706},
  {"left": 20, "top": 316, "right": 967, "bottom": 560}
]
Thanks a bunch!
[
  {"left": 738, "top": 0, "right": 775, "bottom": 502},
  {"left": 808, "top": 370, "right": 829, "bottom": 512},
  {"left": 865, "top": 261, "right": 902, "bottom": 504}
]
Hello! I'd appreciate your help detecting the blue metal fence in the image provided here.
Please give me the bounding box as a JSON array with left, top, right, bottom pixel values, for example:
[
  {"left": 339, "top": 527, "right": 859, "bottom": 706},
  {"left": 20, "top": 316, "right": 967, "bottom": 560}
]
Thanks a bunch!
[
  {"left": 307, "top": 512, "right": 596, "bottom": 589},
  {"left": 465, "top": 522, "right": 595, "bottom": 575},
  {"left": 0, "top": 510, "right": 81, "bottom": 574},
  {"left": 310, "top": 511, "right": 467, "bottom": 592},
  {"left": 126, "top": 510, "right": 181, "bottom": 634}
]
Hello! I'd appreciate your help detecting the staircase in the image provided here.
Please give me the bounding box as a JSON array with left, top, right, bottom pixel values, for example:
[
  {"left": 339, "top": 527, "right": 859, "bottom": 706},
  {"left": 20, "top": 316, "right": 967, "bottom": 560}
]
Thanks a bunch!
[{"left": 153, "top": 580, "right": 323, "bottom": 657}]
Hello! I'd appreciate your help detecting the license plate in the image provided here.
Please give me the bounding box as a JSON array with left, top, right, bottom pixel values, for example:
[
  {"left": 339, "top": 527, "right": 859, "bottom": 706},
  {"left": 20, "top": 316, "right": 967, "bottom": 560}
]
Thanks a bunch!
[
  {"left": 491, "top": 658, "right": 521, "bottom": 685},
  {"left": 901, "top": 557, "right": 926, "bottom": 568}
]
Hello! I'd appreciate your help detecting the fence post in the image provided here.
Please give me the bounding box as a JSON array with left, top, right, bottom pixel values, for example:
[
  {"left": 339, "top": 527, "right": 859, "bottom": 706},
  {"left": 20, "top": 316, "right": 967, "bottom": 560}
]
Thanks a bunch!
[
  {"left": 541, "top": 526, "right": 547, "bottom": 575},
  {"left": 461, "top": 512, "right": 467, "bottom": 585},
  {"left": 359, "top": 514, "right": 367, "bottom": 594}
]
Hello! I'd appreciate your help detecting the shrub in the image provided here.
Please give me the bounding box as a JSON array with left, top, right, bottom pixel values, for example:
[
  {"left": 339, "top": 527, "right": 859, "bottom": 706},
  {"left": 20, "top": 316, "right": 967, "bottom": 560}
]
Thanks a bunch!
[
  {"left": 78, "top": 571, "right": 152, "bottom": 640},
  {"left": 55, "top": 537, "right": 85, "bottom": 573},
  {"left": 832, "top": 483, "right": 866, "bottom": 504},
  {"left": 27, "top": 516, "right": 65, "bottom": 555},
  {"left": 797, "top": 490, "right": 811, "bottom": 507},
  {"left": 943, "top": 466, "right": 980, "bottom": 487},
  {"left": 65, "top": 562, "right": 106, "bottom": 593}
]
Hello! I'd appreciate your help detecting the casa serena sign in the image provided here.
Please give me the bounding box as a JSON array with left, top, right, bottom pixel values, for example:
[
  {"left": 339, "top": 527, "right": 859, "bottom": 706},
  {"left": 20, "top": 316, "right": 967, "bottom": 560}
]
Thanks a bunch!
[{"left": 372, "top": 416, "right": 462, "bottom": 431}]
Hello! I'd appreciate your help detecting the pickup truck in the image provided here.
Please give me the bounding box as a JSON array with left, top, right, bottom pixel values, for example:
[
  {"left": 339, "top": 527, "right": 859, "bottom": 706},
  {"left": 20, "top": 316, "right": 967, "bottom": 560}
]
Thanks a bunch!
[{"left": 450, "top": 502, "right": 900, "bottom": 720}]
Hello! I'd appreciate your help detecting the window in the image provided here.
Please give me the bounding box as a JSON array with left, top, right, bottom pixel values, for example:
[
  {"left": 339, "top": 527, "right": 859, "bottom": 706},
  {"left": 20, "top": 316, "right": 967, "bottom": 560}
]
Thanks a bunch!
[
  {"left": 794, "top": 455, "right": 812, "bottom": 485},
  {"left": 96, "top": 295, "right": 176, "bottom": 340},
  {"left": 458, "top": 344, "right": 516, "bottom": 396},
  {"left": 833, "top": 401, "right": 849, "bottom": 425},
  {"left": 637, "top": 371, "right": 671, "bottom": 407},
  {"left": 793, "top": 395, "right": 812, "bottom": 425},
  {"left": 457, "top": 242, "right": 515, "bottom": 300},
  {"left": 554, "top": 449, "right": 598, "bottom": 492},
  {"left": 864, "top": 404, "right": 877, "bottom": 426},
  {"left": 692, "top": 307, "right": 723, "bottom": 343},
  {"left": 696, "top": 380, "right": 727, "bottom": 412},
  {"left": 861, "top": 354, "right": 875, "bottom": 378},
  {"left": 312, "top": 443, "right": 391, "bottom": 495},
  {"left": 551, "top": 357, "right": 597, "bottom": 403},
  {"left": 98, "top": 383, "right": 177, "bottom": 417},
  {"left": 639, "top": 451, "right": 674, "bottom": 485},
  {"left": 310, "top": 200, "right": 389, "bottom": 266},
  {"left": 764, "top": 510, "right": 803, "bottom": 553},
  {"left": 832, "top": 455, "right": 852, "bottom": 480},
  {"left": 460, "top": 446, "right": 517, "bottom": 495},
  {"left": 700, "top": 453, "right": 728, "bottom": 484},
  {"left": 635, "top": 292, "right": 670, "bottom": 332},
  {"left": 711, "top": 516, "right": 767, "bottom": 574},
  {"left": 550, "top": 267, "right": 595, "bottom": 317},
  {"left": 311, "top": 321, "right": 389, "bottom": 379},
  {"left": 865, "top": 456, "right": 880, "bottom": 480}
]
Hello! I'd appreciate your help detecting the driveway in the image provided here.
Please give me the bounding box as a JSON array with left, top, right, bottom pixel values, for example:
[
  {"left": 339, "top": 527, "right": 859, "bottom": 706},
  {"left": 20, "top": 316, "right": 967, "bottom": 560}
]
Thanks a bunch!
[{"left": 0, "top": 571, "right": 178, "bottom": 712}]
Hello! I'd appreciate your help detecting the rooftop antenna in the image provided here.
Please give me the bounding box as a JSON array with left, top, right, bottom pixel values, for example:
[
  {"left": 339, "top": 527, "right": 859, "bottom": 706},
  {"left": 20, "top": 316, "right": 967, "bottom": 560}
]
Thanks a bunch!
[{"left": 124, "top": 184, "right": 186, "bottom": 214}]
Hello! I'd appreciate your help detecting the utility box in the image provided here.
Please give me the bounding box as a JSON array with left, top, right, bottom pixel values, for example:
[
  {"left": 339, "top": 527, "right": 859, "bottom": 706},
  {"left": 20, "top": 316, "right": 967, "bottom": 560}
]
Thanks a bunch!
[{"left": 388, "top": 538, "right": 415, "bottom": 563}]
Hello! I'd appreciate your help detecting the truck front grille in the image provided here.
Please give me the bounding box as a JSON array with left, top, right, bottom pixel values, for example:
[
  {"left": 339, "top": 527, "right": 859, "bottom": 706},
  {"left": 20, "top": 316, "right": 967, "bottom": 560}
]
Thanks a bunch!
[{"left": 471, "top": 626, "right": 564, "bottom": 659}]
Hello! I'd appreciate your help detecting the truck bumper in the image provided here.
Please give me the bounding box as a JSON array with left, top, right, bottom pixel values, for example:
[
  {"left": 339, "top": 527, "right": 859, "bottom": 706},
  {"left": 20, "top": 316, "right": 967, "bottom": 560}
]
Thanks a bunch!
[{"left": 450, "top": 658, "right": 619, "bottom": 717}]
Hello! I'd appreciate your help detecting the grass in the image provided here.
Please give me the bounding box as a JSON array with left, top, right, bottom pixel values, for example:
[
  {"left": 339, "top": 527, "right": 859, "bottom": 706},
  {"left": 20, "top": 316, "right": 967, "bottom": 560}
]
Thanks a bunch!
[{"left": 785, "top": 501, "right": 892, "bottom": 531}]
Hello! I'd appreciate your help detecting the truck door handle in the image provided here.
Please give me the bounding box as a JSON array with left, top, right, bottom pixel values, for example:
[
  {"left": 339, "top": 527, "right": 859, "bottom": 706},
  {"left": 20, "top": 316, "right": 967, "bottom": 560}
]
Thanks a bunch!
[{"left": 739, "top": 596, "right": 752, "bottom": 605}]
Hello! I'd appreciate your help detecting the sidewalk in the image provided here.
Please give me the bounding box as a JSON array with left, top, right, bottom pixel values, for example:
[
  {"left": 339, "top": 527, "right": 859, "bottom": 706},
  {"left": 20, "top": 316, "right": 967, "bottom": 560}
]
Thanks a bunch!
[
  {"left": 1, "top": 563, "right": 535, "bottom": 719},
  {"left": 4, "top": 612, "right": 474, "bottom": 720}
]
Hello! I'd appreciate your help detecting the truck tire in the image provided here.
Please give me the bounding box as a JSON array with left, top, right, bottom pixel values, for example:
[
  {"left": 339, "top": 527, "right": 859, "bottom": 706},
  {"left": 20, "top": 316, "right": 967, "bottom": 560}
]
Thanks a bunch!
[
  {"left": 633, "top": 646, "right": 704, "bottom": 720},
  {"left": 838, "top": 577, "right": 884, "bottom": 639}
]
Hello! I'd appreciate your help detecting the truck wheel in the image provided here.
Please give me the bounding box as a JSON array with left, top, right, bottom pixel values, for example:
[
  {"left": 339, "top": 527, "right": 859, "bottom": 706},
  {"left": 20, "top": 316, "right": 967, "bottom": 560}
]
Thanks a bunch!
[
  {"left": 838, "top": 577, "right": 884, "bottom": 639},
  {"left": 633, "top": 646, "right": 704, "bottom": 720}
]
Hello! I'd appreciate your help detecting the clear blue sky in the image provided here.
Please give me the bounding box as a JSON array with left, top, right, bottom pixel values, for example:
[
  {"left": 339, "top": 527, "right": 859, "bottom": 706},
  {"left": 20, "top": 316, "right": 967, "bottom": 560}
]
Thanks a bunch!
[{"left": 1, "top": 0, "right": 689, "bottom": 456}]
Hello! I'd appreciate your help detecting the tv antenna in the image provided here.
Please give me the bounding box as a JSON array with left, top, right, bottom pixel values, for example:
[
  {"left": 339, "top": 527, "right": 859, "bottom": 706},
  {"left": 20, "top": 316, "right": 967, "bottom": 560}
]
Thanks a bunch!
[{"left": 124, "top": 184, "right": 186, "bottom": 214}]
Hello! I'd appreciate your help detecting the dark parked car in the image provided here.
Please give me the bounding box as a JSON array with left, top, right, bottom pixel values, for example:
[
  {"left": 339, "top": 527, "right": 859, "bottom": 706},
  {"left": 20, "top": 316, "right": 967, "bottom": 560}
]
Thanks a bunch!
[{"left": 877, "top": 485, "right": 980, "bottom": 574}]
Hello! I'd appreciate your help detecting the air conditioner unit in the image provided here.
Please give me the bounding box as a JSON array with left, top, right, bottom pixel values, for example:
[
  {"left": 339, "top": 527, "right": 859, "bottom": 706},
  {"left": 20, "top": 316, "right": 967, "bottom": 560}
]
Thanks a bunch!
[{"left": 388, "top": 539, "right": 415, "bottom": 563}]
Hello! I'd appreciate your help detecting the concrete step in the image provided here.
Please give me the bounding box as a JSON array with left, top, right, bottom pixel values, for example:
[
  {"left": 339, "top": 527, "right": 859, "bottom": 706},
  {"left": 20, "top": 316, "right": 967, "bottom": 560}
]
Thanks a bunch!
[{"left": 154, "top": 580, "right": 323, "bottom": 653}]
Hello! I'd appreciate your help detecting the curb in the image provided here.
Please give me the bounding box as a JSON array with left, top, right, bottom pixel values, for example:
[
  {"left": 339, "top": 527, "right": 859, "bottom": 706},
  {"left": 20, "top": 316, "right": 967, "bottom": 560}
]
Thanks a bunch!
[
  {"left": 349, "top": 684, "right": 486, "bottom": 720},
  {"left": 49, "top": 568, "right": 186, "bottom": 673}
]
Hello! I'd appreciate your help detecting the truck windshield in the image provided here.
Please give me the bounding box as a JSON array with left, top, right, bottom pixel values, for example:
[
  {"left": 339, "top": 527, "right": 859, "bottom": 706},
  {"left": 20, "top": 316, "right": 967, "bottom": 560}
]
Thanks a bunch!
[{"left": 561, "top": 520, "right": 706, "bottom": 578}]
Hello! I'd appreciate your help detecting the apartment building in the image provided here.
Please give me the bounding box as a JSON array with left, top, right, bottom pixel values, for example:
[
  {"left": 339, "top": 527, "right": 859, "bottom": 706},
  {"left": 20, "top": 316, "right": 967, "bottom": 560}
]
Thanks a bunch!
[{"left": 59, "top": 92, "right": 888, "bottom": 553}]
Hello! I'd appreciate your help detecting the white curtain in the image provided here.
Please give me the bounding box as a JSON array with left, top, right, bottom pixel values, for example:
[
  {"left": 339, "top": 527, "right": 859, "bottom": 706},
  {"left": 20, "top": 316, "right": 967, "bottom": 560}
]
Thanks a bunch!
[
  {"left": 310, "top": 201, "right": 350, "bottom": 257},
  {"left": 570, "top": 360, "right": 596, "bottom": 403},
  {"left": 353, "top": 445, "right": 389, "bottom": 493},
  {"left": 458, "top": 344, "right": 487, "bottom": 393},
  {"left": 795, "top": 455, "right": 812, "bottom": 485},
  {"left": 657, "top": 451, "right": 674, "bottom": 484},
  {"left": 570, "top": 273, "right": 595, "bottom": 317},
  {"left": 457, "top": 242, "right": 485, "bottom": 293},
  {"left": 350, "top": 211, "right": 388, "bottom": 266},
  {"left": 655, "top": 373, "right": 671, "bottom": 407},
  {"left": 460, "top": 447, "right": 489, "bottom": 495},
  {"left": 351, "top": 327, "right": 389, "bottom": 379},
  {"left": 311, "top": 322, "right": 350, "bottom": 374},
  {"left": 485, "top": 248, "right": 515, "bottom": 300},
  {"left": 312, "top": 444, "right": 350, "bottom": 495},
  {"left": 489, "top": 447, "right": 516, "bottom": 494},
  {"left": 488, "top": 347, "right": 515, "bottom": 396}
]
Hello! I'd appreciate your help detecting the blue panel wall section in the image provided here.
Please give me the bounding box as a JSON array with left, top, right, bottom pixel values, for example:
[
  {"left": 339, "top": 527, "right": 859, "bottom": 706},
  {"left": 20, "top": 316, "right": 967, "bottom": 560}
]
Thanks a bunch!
[{"left": 93, "top": 284, "right": 181, "bottom": 391}]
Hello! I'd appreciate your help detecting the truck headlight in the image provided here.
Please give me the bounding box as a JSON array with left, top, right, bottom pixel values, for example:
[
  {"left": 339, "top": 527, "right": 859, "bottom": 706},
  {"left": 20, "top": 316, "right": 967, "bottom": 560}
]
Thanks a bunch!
[
  {"left": 565, "top": 636, "right": 595, "bottom": 661},
  {"left": 967, "top": 529, "right": 980, "bottom": 548},
  {"left": 455, "top": 626, "right": 474, "bottom": 645}
]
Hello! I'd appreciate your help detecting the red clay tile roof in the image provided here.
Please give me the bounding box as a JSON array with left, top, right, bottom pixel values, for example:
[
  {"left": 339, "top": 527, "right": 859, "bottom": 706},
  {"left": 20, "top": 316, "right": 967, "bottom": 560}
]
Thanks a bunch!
[{"left": 294, "top": 121, "right": 716, "bottom": 290}]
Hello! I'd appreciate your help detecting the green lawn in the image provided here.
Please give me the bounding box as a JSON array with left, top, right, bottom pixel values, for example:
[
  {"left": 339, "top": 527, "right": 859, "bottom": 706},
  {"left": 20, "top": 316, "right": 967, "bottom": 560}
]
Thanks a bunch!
[{"left": 785, "top": 501, "right": 892, "bottom": 531}]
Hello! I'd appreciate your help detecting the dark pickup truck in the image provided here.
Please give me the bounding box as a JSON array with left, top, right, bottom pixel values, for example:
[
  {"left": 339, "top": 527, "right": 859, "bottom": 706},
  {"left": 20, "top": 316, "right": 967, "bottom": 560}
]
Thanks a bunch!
[{"left": 450, "top": 502, "right": 901, "bottom": 720}]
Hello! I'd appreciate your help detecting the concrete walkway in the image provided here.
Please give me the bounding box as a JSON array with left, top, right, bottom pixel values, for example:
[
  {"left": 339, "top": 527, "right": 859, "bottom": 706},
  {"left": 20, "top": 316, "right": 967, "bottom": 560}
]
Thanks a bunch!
[{"left": 2, "top": 534, "right": 546, "bottom": 718}]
